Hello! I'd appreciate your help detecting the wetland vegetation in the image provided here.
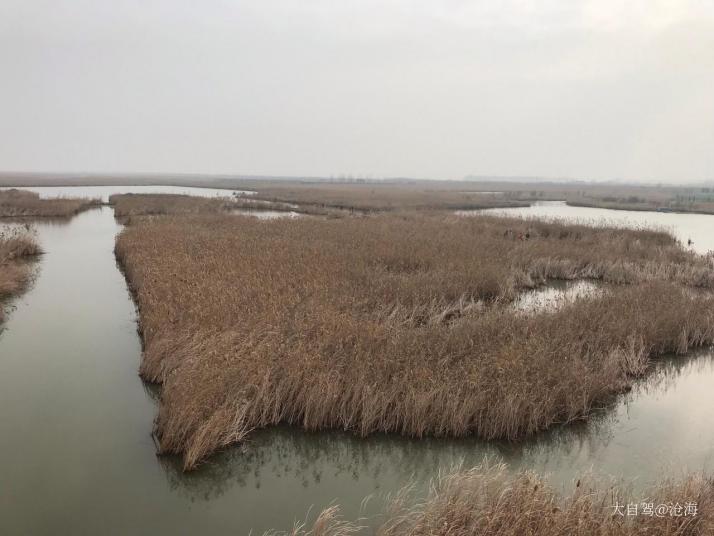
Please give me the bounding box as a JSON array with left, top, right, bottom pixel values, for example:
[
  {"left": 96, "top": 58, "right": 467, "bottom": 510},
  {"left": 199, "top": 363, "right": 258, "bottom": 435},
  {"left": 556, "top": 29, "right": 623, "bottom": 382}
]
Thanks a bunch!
[
  {"left": 2, "top": 185, "right": 714, "bottom": 533},
  {"left": 4, "top": 0, "right": 714, "bottom": 530},
  {"left": 110, "top": 192, "right": 326, "bottom": 218},
  {"left": 0, "top": 226, "right": 41, "bottom": 323},
  {"left": 109, "top": 193, "right": 235, "bottom": 217},
  {"left": 115, "top": 207, "right": 714, "bottom": 472},
  {"left": 0, "top": 188, "right": 99, "bottom": 218},
  {"left": 244, "top": 183, "right": 531, "bottom": 212},
  {"left": 271, "top": 463, "right": 714, "bottom": 535}
]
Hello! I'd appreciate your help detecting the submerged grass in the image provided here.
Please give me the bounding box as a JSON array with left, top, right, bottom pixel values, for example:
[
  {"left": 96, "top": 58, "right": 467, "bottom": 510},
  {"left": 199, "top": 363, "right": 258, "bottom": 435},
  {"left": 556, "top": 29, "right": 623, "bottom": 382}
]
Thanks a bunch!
[
  {"left": 0, "top": 188, "right": 99, "bottom": 218},
  {"left": 268, "top": 463, "right": 714, "bottom": 535},
  {"left": 0, "top": 226, "right": 41, "bottom": 323},
  {"left": 115, "top": 211, "right": 714, "bottom": 469}
]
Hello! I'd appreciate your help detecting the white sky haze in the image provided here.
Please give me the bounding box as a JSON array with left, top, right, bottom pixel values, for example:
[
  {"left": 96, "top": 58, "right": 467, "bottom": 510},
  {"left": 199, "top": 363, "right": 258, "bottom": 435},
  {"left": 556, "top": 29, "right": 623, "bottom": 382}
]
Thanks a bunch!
[{"left": 0, "top": 1, "right": 712, "bottom": 182}]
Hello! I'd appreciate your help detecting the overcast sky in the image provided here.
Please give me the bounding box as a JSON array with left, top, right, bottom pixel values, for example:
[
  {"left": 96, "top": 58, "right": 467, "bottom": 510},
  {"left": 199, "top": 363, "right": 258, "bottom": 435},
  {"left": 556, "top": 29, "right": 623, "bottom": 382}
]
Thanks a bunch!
[{"left": 0, "top": 1, "right": 712, "bottom": 182}]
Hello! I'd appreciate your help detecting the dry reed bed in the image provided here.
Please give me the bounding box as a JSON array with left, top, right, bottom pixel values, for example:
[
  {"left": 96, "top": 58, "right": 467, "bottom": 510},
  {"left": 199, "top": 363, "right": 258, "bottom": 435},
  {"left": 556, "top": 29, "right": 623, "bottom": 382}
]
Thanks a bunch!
[
  {"left": 0, "top": 226, "right": 41, "bottom": 323},
  {"left": 0, "top": 188, "right": 99, "bottom": 218},
  {"left": 110, "top": 193, "right": 329, "bottom": 218},
  {"left": 109, "top": 193, "right": 234, "bottom": 217},
  {"left": 249, "top": 184, "right": 530, "bottom": 212},
  {"left": 115, "top": 213, "right": 714, "bottom": 469},
  {"left": 268, "top": 463, "right": 714, "bottom": 535}
]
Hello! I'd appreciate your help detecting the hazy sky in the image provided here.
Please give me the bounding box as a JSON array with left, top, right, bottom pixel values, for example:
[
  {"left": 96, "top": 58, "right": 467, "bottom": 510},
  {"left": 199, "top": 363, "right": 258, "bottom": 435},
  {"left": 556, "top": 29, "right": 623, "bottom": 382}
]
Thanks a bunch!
[{"left": 1, "top": 1, "right": 712, "bottom": 182}]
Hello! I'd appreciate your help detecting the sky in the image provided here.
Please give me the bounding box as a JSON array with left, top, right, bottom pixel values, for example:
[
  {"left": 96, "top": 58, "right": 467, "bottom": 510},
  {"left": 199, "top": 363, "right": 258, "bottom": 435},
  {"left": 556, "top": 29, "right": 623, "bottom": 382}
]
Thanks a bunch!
[{"left": 0, "top": 1, "right": 712, "bottom": 182}]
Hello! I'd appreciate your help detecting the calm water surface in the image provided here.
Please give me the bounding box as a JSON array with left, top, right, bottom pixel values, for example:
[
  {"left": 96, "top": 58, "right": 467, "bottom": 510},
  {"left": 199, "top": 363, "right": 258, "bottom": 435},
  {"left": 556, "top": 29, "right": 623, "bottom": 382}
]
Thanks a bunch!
[
  {"left": 473, "top": 200, "right": 714, "bottom": 254},
  {"left": 1, "top": 198, "right": 714, "bottom": 533},
  {"left": 512, "top": 280, "right": 603, "bottom": 313}
]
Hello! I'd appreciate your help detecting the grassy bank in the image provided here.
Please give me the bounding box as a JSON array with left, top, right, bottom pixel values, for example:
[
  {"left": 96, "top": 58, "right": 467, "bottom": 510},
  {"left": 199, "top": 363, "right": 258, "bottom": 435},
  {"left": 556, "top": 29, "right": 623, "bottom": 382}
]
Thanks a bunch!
[
  {"left": 268, "top": 463, "right": 714, "bottom": 535},
  {"left": 110, "top": 193, "right": 327, "bottom": 218},
  {"left": 115, "top": 212, "right": 714, "bottom": 469},
  {"left": 0, "top": 189, "right": 99, "bottom": 218},
  {"left": 0, "top": 226, "right": 41, "bottom": 323},
  {"left": 109, "top": 193, "right": 234, "bottom": 217},
  {"left": 567, "top": 197, "right": 714, "bottom": 215},
  {"left": 247, "top": 183, "right": 530, "bottom": 212}
]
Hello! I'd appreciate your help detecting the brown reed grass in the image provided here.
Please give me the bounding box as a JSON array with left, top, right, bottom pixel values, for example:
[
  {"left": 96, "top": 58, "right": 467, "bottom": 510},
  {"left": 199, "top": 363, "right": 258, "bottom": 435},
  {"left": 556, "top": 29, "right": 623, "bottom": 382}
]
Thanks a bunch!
[
  {"left": 268, "top": 463, "right": 714, "bottom": 535},
  {"left": 115, "top": 212, "right": 714, "bottom": 469},
  {"left": 568, "top": 195, "right": 714, "bottom": 215},
  {"left": 0, "top": 189, "right": 99, "bottom": 218},
  {"left": 110, "top": 193, "right": 330, "bottom": 218},
  {"left": 109, "top": 193, "right": 233, "bottom": 217},
  {"left": 0, "top": 226, "right": 41, "bottom": 322},
  {"left": 265, "top": 506, "right": 365, "bottom": 536},
  {"left": 249, "top": 183, "right": 529, "bottom": 212}
]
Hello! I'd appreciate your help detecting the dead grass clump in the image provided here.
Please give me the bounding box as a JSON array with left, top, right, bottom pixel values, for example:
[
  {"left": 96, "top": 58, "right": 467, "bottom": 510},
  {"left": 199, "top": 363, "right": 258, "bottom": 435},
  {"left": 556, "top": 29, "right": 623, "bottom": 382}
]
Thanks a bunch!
[
  {"left": 115, "top": 213, "right": 714, "bottom": 469},
  {"left": 382, "top": 464, "right": 714, "bottom": 535},
  {"left": 0, "top": 189, "right": 99, "bottom": 218},
  {"left": 0, "top": 226, "right": 41, "bottom": 322},
  {"left": 279, "top": 463, "right": 713, "bottom": 535},
  {"left": 265, "top": 506, "right": 365, "bottom": 536}
]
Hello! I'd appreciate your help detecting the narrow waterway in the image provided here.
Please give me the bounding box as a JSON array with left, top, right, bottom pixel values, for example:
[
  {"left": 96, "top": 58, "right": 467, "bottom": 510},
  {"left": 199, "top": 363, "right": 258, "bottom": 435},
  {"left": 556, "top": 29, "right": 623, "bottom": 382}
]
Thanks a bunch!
[{"left": 1, "top": 198, "right": 714, "bottom": 534}]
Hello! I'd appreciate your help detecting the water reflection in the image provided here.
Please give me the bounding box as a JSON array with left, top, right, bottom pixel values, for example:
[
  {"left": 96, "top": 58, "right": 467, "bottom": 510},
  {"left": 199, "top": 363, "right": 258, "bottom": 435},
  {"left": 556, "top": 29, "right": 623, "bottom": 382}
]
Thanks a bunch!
[
  {"left": 156, "top": 351, "right": 714, "bottom": 514},
  {"left": 141, "top": 380, "right": 162, "bottom": 403},
  {"left": 512, "top": 280, "right": 604, "bottom": 313}
]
